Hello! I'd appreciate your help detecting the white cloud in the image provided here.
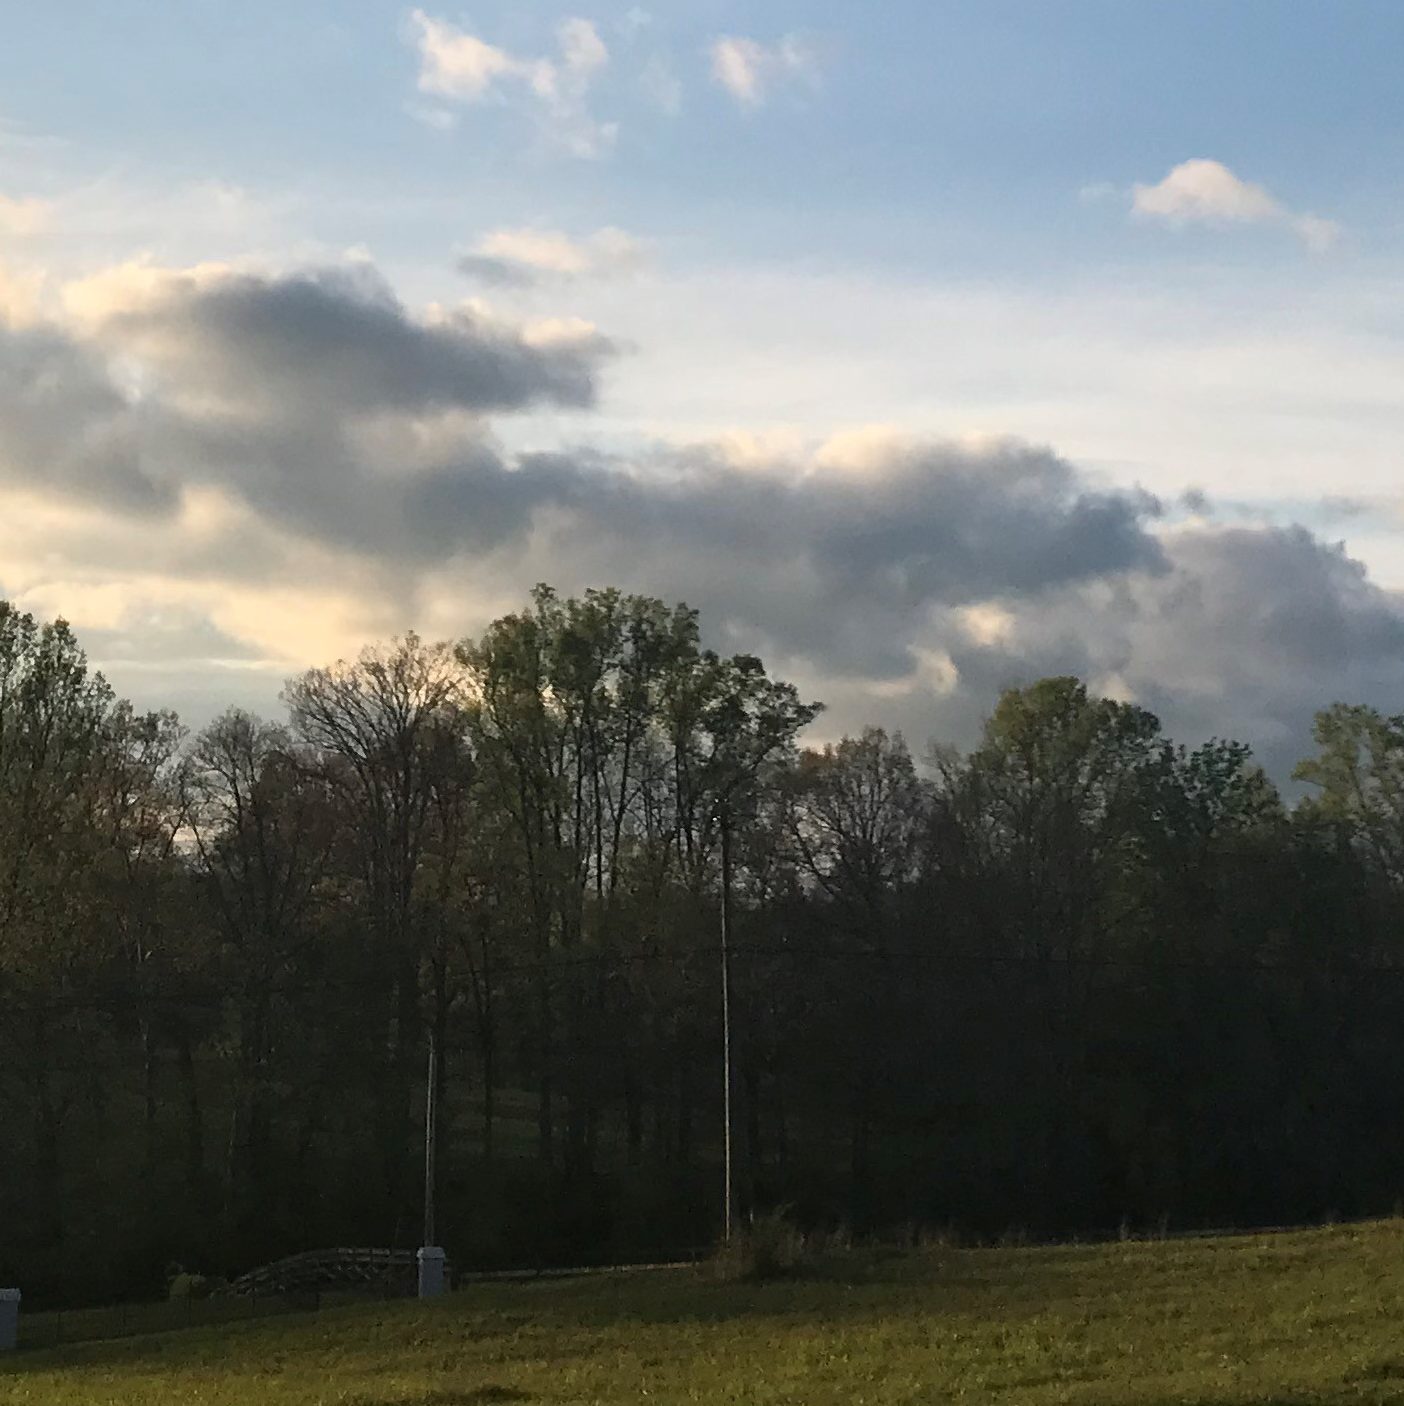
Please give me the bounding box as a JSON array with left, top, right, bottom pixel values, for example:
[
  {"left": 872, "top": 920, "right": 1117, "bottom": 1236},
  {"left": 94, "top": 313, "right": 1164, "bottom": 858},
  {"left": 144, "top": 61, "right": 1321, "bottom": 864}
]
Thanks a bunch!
[
  {"left": 411, "top": 12, "right": 527, "bottom": 100},
  {"left": 0, "top": 261, "right": 45, "bottom": 324},
  {"left": 1133, "top": 159, "right": 1279, "bottom": 224},
  {"left": 60, "top": 257, "right": 238, "bottom": 326},
  {"left": 709, "top": 33, "right": 817, "bottom": 108},
  {"left": 0, "top": 194, "right": 53, "bottom": 238},
  {"left": 558, "top": 16, "right": 608, "bottom": 78},
  {"left": 459, "top": 225, "right": 647, "bottom": 285},
  {"left": 955, "top": 602, "right": 1017, "bottom": 649},
  {"left": 710, "top": 37, "right": 765, "bottom": 106},
  {"left": 1131, "top": 159, "right": 1340, "bottom": 251},
  {"left": 407, "top": 10, "right": 616, "bottom": 158}
]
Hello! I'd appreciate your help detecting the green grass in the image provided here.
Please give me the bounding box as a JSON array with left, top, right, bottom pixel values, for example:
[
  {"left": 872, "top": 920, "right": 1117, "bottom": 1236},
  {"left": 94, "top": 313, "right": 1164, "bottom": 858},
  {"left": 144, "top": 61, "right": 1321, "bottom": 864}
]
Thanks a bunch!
[
  {"left": 6, "top": 1221, "right": 1404, "bottom": 1404},
  {"left": 16, "top": 1289, "right": 373, "bottom": 1353}
]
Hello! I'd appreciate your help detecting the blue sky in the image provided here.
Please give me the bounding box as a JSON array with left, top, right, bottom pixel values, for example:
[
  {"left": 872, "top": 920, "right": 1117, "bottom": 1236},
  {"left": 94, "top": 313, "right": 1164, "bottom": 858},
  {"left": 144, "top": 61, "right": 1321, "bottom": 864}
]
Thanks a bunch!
[
  {"left": 1, "top": 2, "right": 1402, "bottom": 776},
  {"left": 6, "top": 2, "right": 1396, "bottom": 265}
]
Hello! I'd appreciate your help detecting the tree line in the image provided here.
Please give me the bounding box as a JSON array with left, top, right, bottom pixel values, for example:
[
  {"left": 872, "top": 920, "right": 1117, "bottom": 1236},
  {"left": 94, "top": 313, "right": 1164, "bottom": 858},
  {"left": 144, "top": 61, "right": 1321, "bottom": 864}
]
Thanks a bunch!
[{"left": 3, "top": 584, "right": 1404, "bottom": 1304}]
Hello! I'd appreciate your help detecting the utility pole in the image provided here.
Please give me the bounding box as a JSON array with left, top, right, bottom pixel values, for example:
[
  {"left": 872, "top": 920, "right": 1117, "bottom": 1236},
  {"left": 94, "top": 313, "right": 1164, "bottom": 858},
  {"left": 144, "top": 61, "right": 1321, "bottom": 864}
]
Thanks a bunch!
[
  {"left": 423, "top": 1030, "right": 437, "bottom": 1248},
  {"left": 720, "top": 807, "right": 735, "bottom": 1244},
  {"left": 417, "top": 1032, "right": 446, "bottom": 1298}
]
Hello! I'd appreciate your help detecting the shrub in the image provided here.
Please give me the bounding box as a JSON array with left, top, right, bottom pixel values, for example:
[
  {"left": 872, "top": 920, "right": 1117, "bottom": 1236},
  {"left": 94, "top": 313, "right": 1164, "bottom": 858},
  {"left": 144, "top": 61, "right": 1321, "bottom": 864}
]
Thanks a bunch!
[
  {"left": 711, "top": 1209, "right": 810, "bottom": 1282},
  {"left": 167, "top": 1271, "right": 226, "bottom": 1301},
  {"left": 918, "top": 1223, "right": 964, "bottom": 1252}
]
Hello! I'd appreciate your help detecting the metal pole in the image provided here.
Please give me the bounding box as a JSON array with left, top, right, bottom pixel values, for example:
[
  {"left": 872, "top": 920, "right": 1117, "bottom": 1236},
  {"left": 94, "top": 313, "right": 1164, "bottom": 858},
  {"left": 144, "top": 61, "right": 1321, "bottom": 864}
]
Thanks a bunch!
[
  {"left": 720, "top": 808, "right": 734, "bottom": 1243},
  {"left": 423, "top": 1031, "right": 438, "bottom": 1248}
]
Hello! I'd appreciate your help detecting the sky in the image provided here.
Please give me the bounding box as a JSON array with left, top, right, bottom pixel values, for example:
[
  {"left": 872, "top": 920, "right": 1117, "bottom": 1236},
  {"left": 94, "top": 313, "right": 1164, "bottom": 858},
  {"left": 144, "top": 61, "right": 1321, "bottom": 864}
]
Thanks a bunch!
[{"left": 1, "top": 1, "right": 1403, "bottom": 781}]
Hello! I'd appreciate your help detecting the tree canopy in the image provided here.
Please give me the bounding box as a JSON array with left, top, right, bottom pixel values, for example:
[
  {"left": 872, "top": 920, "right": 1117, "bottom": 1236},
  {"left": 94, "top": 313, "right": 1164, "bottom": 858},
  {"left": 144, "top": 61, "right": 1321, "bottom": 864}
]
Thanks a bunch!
[{"left": 1, "top": 586, "right": 1401, "bottom": 1306}]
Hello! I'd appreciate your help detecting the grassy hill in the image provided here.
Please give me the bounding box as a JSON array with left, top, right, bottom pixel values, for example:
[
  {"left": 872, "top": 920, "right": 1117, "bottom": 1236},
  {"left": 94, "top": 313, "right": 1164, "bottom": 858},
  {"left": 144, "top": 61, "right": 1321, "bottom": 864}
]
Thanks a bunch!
[{"left": 5, "top": 1221, "right": 1404, "bottom": 1405}]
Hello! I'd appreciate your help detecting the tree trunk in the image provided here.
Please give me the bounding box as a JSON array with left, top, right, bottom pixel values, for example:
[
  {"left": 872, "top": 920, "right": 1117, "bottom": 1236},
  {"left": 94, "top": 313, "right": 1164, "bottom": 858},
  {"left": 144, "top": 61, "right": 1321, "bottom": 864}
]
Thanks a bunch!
[
  {"left": 625, "top": 1067, "right": 643, "bottom": 1167},
  {"left": 743, "top": 1061, "right": 763, "bottom": 1220},
  {"left": 481, "top": 1029, "right": 497, "bottom": 1166},
  {"left": 775, "top": 1071, "right": 790, "bottom": 1169},
  {"left": 849, "top": 1065, "right": 873, "bottom": 1231},
  {"left": 677, "top": 1062, "right": 694, "bottom": 1165},
  {"left": 177, "top": 1027, "right": 205, "bottom": 1198},
  {"left": 536, "top": 939, "right": 554, "bottom": 1168},
  {"left": 33, "top": 1061, "right": 63, "bottom": 1248},
  {"left": 141, "top": 1018, "right": 159, "bottom": 1189}
]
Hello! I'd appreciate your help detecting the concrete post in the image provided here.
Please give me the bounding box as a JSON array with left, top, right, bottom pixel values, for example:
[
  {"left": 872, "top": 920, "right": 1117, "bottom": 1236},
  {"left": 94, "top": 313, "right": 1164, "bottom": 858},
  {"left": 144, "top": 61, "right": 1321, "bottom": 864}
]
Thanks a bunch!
[
  {"left": 0, "top": 1288, "right": 20, "bottom": 1351},
  {"left": 416, "top": 1246, "right": 446, "bottom": 1299}
]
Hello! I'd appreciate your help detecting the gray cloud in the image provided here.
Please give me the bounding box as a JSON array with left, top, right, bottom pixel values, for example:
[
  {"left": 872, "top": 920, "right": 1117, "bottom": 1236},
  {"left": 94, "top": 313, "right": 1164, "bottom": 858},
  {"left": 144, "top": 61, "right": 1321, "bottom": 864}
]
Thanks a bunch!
[
  {"left": 99, "top": 264, "right": 614, "bottom": 418},
  {"left": 1124, "top": 526, "right": 1404, "bottom": 774},
  {"left": 903, "top": 525, "right": 1404, "bottom": 784},
  {"left": 0, "top": 322, "right": 176, "bottom": 513},
  {"left": 429, "top": 468, "right": 1404, "bottom": 783},
  {"left": 5, "top": 257, "right": 1404, "bottom": 782},
  {"left": 455, "top": 255, "right": 540, "bottom": 289},
  {"left": 83, "top": 612, "right": 263, "bottom": 667},
  {"left": 0, "top": 278, "right": 1165, "bottom": 627},
  {"left": 0, "top": 260, "right": 616, "bottom": 546},
  {"left": 496, "top": 441, "right": 1166, "bottom": 678}
]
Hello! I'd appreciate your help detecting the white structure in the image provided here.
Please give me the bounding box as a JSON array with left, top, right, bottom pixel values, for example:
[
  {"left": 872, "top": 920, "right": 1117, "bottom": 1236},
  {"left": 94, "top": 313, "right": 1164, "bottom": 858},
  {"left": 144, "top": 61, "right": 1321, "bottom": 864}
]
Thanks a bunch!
[
  {"left": 416, "top": 1246, "right": 445, "bottom": 1299},
  {"left": 0, "top": 1289, "right": 19, "bottom": 1351}
]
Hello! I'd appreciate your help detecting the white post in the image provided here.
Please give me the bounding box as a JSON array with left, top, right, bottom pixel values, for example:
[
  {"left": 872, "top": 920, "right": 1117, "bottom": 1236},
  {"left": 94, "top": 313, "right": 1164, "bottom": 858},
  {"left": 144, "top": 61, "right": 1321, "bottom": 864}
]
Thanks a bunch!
[
  {"left": 418, "top": 1035, "right": 446, "bottom": 1298},
  {"left": 720, "top": 809, "right": 734, "bottom": 1244},
  {"left": 0, "top": 1289, "right": 19, "bottom": 1351},
  {"left": 423, "top": 1032, "right": 438, "bottom": 1249},
  {"left": 416, "top": 1246, "right": 446, "bottom": 1299}
]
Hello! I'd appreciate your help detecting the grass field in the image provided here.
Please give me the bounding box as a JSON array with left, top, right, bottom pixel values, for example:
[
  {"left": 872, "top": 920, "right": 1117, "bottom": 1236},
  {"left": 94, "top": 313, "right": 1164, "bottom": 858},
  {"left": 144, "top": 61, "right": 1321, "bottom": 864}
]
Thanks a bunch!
[{"left": 5, "top": 1221, "right": 1404, "bottom": 1404}]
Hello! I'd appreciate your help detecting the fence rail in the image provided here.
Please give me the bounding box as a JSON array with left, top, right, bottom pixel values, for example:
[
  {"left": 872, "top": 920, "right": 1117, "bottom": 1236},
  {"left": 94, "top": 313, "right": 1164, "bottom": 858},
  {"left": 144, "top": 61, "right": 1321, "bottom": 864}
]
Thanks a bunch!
[
  {"left": 224, "top": 1246, "right": 429, "bottom": 1299},
  {"left": 15, "top": 1248, "right": 705, "bottom": 1352}
]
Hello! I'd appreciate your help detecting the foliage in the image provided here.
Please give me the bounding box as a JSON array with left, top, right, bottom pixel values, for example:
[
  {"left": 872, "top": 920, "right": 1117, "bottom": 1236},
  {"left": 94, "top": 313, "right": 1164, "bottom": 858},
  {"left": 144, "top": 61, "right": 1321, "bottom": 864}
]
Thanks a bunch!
[
  {"left": 8, "top": 587, "right": 1404, "bottom": 1307},
  {"left": 165, "top": 1272, "right": 226, "bottom": 1302},
  {"left": 710, "top": 1209, "right": 810, "bottom": 1281}
]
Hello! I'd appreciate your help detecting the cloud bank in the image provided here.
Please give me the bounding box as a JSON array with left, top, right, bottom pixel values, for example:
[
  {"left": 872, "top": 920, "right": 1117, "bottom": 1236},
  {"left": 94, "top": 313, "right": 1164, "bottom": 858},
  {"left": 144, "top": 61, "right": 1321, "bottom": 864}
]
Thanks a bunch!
[{"left": 0, "top": 251, "right": 1400, "bottom": 783}]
